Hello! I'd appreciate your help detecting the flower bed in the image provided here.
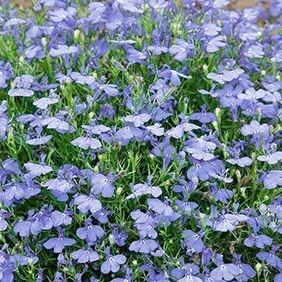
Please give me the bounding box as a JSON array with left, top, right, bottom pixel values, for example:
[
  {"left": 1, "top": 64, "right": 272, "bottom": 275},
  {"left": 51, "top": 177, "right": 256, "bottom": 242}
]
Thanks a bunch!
[{"left": 0, "top": 0, "right": 281, "bottom": 281}]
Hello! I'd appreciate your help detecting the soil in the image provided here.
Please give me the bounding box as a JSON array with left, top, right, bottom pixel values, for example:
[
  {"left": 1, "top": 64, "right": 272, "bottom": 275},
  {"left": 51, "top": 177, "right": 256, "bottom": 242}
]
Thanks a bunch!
[{"left": 12, "top": 0, "right": 269, "bottom": 9}]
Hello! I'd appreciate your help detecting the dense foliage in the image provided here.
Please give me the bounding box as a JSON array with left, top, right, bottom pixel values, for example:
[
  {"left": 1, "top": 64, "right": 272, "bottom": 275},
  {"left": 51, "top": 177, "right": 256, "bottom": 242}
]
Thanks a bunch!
[{"left": 0, "top": 0, "right": 281, "bottom": 281}]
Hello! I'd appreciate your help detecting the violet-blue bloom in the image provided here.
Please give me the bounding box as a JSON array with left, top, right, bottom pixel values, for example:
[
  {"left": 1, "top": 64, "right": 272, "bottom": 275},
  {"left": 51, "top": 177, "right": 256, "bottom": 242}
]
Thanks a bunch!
[
  {"left": 70, "top": 247, "right": 99, "bottom": 263},
  {"left": 101, "top": 253, "right": 126, "bottom": 274},
  {"left": 43, "top": 233, "right": 75, "bottom": 253},
  {"left": 129, "top": 238, "right": 158, "bottom": 254},
  {"left": 244, "top": 234, "right": 273, "bottom": 248},
  {"left": 76, "top": 220, "right": 104, "bottom": 243},
  {"left": 73, "top": 193, "right": 102, "bottom": 214}
]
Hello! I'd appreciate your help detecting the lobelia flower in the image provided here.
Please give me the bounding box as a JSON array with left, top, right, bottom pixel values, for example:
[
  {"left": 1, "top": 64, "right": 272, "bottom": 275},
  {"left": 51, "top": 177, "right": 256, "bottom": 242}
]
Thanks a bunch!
[
  {"left": 131, "top": 209, "right": 157, "bottom": 238},
  {"left": 131, "top": 209, "right": 154, "bottom": 227},
  {"left": 235, "top": 260, "right": 256, "bottom": 282},
  {"left": 1, "top": 182, "right": 25, "bottom": 207},
  {"left": 43, "top": 230, "right": 75, "bottom": 253},
  {"left": 207, "top": 68, "right": 244, "bottom": 85},
  {"left": 33, "top": 94, "right": 60, "bottom": 110},
  {"left": 44, "top": 178, "right": 73, "bottom": 201},
  {"left": 96, "top": 83, "right": 119, "bottom": 97},
  {"left": 262, "top": 91, "right": 281, "bottom": 104},
  {"left": 171, "top": 263, "right": 203, "bottom": 282},
  {"left": 182, "top": 230, "right": 204, "bottom": 254},
  {"left": 129, "top": 238, "right": 159, "bottom": 254},
  {"left": 91, "top": 208, "right": 110, "bottom": 224},
  {"left": 256, "top": 249, "right": 282, "bottom": 270},
  {"left": 171, "top": 262, "right": 200, "bottom": 280},
  {"left": 146, "top": 123, "right": 165, "bottom": 137},
  {"left": 184, "top": 137, "right": 216, "bottom": 161},
  {"left": 70, "top": 246, "right": 99, "bottom": 263},
  {"left": 11, "top": 253, "right": 39, "bottom": 267},
  {"left": 0, "top": 255, "right": 14, "bottom": 282},
  {"left": 126, "top": 181, "right": 162, "bottom": 199},
  {"left": 16, "top": 114, "right": 36, "bottom": 125},
  {"left": 226, "top": 156, "right": 252, "bottom": 167},
  {"left": 70, "top": 72, "right": 96, "bottom": 86},
  {"left": 1, "top": 158, "right": 22, "bottom": 178},
  {"left": 237, "top": 88, "right": 266, "bottom": 101},
  {"left": 137, "top": 220, "right": 158, "bottom": 239},
  {"left": 244, "top": 43, "right": 264, "bottom": 58},
  {"left": 82, "top": 123, "right": 111, "bottom": 136},
  {"left": 51, "top": 210, "right": 72, "bottom": 227},
  {"left": 189, "top": 108, "right": 216, "bottom": 124},
  {"left": 24, "top": 162, "right": 53, "bottom": 177},
  {"left": 186, "top": 159, "right": 226, "bottom": 182},
  {"left": 76, "top": 219, "right": 104, "bottom": 243},
  {"left": 125, "top": 47, "right": 147, "bottom": 64},
  {"left": 206, "top": 36, "right": 226, "bottom": 53},
  {"left": 244, "top": 234, "right": 273, "bottom": 248},
  {"left": 268, "top": 197, "right": 282, "bottom": 219},
  {"left": 0, "top": 61, "right": 13, "bottom": 88},
  {"left": 159, "top": 67, "right": 189, "bottom": 87},
  {"left": 26, "top": 135, "right": 52, "bottom": 146},
  {"left": 14, "top": 211, "right": 42, "bottom": 237},
  {"left": 211, "top": 255, "right": 242, "bottom": 281},
  {"left": 226, "top": 141, "right": 253, "bottom": 167},
  {"left": 24, "top": 45, "right": 44, "bottom": 60},
  {"left": 30, "top": 206, "right": 53, "bottom": 231},
  {"left": 114, "top": 0, "right": 144, "bottom": 14},
  {"left": 111, "top": 224, "right": 128, "bottom": 246},
  {"left": 176, "top": 200, "right": 198, "bottom": 216},
  {"left": 241, "top": 120, "right": 269, "bottom": 138},
  {"left": 53, "top": 271, "right": 65, "bottom": 282},
  {"left": 22, "top": 175, "right": 41, "bottom": 200},
  {"left": 99, "top": 103, "right": 115, "bottom": 119},
  {"left": 140, "top": 263, "right": 170, "bottom": 282},
  {"left": 13, "top": 75, "right": 36, "bottom": 89},
  {"left": 71, "top": 135, "right": 102, "bottom": 150},
  {"left": 257, "top": 151, "right": 282, "bottom": 165},
  {"left": 101, "top": 248, "right": 127, "bottom": 274},
  {"left": 50, "top": 45, "right": 79, "bottom": 57},
  {"left": 166, "top": 121, "right": 200, "bottom": 139},
  {"left": 213, "top": 0, "right": 230, "bottom": 8},
  {"left": 261, "top": 103, "right": 279, "bottom": 119},
  {"left": 149, "top": 78, "right": 171, "bottom": 102},
  {"left": 73, "top": 193, "right": 102, "bottom": 214},
  {"left": 177, "top": 275, "right": 203, "bottom": 282},
  {"left": 0, "top": 210, "right": 9, "bottom": 231},
  {"left": 203, "top": 23, "right": 222, "bottom": 37},
  {"left": 210, "top": 185, "right": 234, "bottom": 204},
  {"left": 154, "top": 211, "right": 180, "bottom": 226},
  {"left": 147, "top": 198, "right": 174, "bottom": 217},
  {"left": 259, "top": 170, "right": 282, "bottom": 189},
  {"left": 211, "top": 213, "right": 248, "bottom": 232},
  {"left": 41, "top": 110, "right": 75, "bottom": 134},
  {"left": 0, "top": 100, "right": 9, "bottom": 140},
  {"left": 230, "top": 253, "right": 256, "bottom": 281},
  {"left": 169, "top": 39, "right": 194, "bottom": 61},
  {"left": 114, "top": 126, "right": 135, "bottom": 145},
  {"left": 124, "top": 113, "right": 151, "bottom": 127},
  {"left": 201, "top": 248, "right": 213, "bottom": 266},
  {"left": 90, "top": 173, "right": 115, "bottom": 198},
  {"left": 47, "top": 6, "right": 76, "bottom": 22},
  {"left": 172, "top": 177, "right": 197, "bottom": 195},
  {"left": 8, "top": 88, "right": 34, "bottom": 97}
]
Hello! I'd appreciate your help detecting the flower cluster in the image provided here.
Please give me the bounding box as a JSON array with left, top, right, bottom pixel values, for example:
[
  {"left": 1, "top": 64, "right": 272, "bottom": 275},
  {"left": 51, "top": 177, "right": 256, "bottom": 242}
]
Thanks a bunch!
[{"left": 0, "top": 0, "right": 281, "bottom": 281}]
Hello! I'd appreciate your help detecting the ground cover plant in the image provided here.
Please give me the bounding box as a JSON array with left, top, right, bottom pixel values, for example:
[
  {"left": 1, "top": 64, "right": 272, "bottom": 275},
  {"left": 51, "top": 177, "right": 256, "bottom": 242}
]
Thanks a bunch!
[{"left": 0, "top": 0, "right": 281, "bottom": 281}]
